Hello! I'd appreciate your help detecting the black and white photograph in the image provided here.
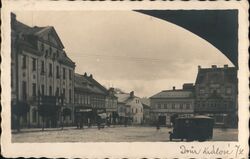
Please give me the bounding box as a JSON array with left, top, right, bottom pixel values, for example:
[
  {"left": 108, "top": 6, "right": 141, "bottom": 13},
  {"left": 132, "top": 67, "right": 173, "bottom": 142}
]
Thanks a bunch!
[{"left": 1, "top": 1, "right": 249, "bottom": 158}]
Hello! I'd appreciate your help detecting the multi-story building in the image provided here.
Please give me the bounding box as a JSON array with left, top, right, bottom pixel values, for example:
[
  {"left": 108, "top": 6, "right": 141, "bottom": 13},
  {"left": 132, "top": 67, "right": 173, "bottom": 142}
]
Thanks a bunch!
[
  {"left": 105, "top": 88, "right": 118, "bottom": 124},
  {"left": 116, "top": 91, "right": 143, "bottom": 125},
  {"left": 150, "top": 84, "right": 195, "bottom": 126},
  {"left": 194, "top": 65, "right": 238, "bottom": 127},
  {"left": 142, "top": 103, "right": 151, "bottom": 125},
  {"left": 74, "top": 73, "right": 106, "bottom": 125},
  {"left": 11, "top": 13, "right": 75, "bottom": 128}
]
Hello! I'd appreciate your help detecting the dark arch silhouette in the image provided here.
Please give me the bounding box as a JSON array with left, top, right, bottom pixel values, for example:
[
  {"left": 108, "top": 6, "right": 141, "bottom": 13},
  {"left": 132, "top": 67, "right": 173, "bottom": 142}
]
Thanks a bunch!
[{"left": 135, "top": 10, "right": 238, "bottom": 67}]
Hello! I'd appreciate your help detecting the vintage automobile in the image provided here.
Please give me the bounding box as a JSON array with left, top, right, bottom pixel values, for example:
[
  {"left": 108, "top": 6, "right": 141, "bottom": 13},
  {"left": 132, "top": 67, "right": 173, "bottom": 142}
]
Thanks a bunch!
[{"left": 169, "top": 115, "right": 214, "bottom": 141}]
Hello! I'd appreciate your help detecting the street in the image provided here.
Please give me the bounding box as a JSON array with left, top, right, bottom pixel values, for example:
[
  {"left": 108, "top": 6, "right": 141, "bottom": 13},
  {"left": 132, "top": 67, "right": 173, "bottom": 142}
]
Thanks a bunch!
[{"left": 12, "top": 126, "right": 238, "bottom": 142}]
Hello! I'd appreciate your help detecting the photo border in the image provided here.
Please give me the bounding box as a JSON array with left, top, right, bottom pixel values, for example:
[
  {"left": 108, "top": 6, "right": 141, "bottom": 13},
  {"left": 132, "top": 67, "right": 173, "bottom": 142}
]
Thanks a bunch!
[{"left": 1, "top": 1, "right": 249, "bottom": 158}]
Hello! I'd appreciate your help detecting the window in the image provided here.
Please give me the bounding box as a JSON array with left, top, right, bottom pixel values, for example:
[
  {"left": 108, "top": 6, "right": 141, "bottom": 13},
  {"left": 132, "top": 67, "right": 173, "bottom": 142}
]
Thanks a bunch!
[
  {"left": 41, "top": 84, "right": 45, "bottom": 96},
  {"left": 41, "top": 61, "right": 45, "bottom": 74},
  {"left": 136, "top": 108, "right": 138, "bottom": 113},
  {"left": 56, "top": 66, "right": 60, "bottom": 78},
  {"left": 172, "top": 103, "right": 175, "bottom": 109},
  {"left": 49, "top": 63, "right": 52, "bottom": 77},
  {"left": 32, "top": 58, "right": 36, "bottom": 71},
  {"left": 49, "top": 86, "right": 52, "bottom": 96},
  {"left": 22, "top": 55, "right": 26, "bottom": 69},
  {"left": 164, "top": 104, "right": 168, "bottom": 109},
  {"left": 22, "top": 81, "right": 27, "bottom": 100},
  {"left": 49, "top": 47, "right": 52, "bottom": 56},
  {"left": 56, "top": 50, "right": 59, "bottom": 57},
  {"left": 56, "top": 87, "right": 59, "bottom": 96},
  {"left": 63, "top": 88, "right": 65, "bottom": 98},
  {"left": 69, "top": 89, "right": 72, "bottom": 103},
  {"left": 186, "top": 103, "right": 190, "bottom": 109},
  {"left": 180, "top": 103, "right": 183, "bottom": 109},
  {"left": 41, "top": 43, "right": 44, "bottom": 52},
  {"left": 158, "top": 103, "right": 161, "bottom": 109},
  {"left": 32, "top": 83, "right": 36, "bottom": 97},
  {"left": 69, "top": 69, "right": 72, "bottom": 80},
  {"left": 63, "top": 68, "right": 66, "bottom": 79},
  {"left": 199, "top": 89, "right": 205, "bottom": 94},
  {"left": 226, "top": 87, "right": 232, "bottom": 95},
  {"left": 45, "top": 50, "right": 48, "bottom": 57}
]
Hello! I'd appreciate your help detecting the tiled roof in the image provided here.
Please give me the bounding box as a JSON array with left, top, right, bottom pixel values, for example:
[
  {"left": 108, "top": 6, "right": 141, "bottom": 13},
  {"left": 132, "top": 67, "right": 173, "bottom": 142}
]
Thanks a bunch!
[
  {"left": 115, "top": 93, "right": 131, "bottom": 103},
  {"left": 74, "top": 73, "right": 106, "bottom": 95},
  {"left": 195, "top": 67, "right": 237, "bottom": 84},
  {"left": 13, "top": 17, "right": 75, "bottom": 67},
  {"left": 142, "top": 103, "right": 150, "bottom": 109},
  {"left": 150, "top": 89, "right": 193, "bottom": 99}
]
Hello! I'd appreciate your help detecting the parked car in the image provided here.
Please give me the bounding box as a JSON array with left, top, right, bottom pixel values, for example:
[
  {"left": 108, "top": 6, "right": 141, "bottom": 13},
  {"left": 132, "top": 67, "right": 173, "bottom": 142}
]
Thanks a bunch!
[{"left": 169, "top": 115, "right": 214, "bottom": 141}]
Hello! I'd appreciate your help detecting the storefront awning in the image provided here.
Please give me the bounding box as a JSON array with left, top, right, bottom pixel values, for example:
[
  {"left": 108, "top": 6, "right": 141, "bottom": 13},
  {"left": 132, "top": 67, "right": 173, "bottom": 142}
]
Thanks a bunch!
[{"left": 98, "top": 113, "right": 107, "bottom": 119}]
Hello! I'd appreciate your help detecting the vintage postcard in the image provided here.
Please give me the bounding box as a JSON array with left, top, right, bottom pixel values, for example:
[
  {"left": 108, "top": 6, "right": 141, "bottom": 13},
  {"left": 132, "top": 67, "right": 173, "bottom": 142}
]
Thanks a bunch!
[{"left": 1, "top": 0, "right": 249, "bottom": 158}]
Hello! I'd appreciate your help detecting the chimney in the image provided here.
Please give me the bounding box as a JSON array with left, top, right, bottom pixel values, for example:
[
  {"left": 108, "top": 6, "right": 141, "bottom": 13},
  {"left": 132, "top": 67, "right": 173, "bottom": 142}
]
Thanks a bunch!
[
  {"left": 224, "top": 64, "right": 228, "bottom": 68},
  {"left": 198, "top": 65, "right": 201, "bottom": 70},
  {"left": 89, "top": 74, "right": 93, "bottom": 78},
  {"left": 211, "top": 65, "right": 217, "bottom": 69},
  {"left": 173, "top": 86, "right": 176, "bottom": 90},
  {"left": 84, "top": 72, "right": 87, "bottom": 77},
  {"left": 130, "top": 91, "right": 134, "bottom": 97},
  {"left": 109, "top": 87, "right": 114, "bottom": 92}
]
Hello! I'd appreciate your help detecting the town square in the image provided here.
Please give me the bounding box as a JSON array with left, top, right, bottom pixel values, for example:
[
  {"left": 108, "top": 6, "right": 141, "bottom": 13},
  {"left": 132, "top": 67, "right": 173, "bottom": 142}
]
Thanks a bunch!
[
  {"left": 10, "top": 11, "right": 238, "bottom": 142},
  {"left": 2, "top": 1, "right": 249, "bottom": 159}
]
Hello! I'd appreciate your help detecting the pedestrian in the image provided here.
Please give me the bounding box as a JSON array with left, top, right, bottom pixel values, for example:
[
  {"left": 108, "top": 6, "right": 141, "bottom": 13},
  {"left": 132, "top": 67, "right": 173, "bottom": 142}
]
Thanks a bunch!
[{"left": 156, "top": 122, "right": 160, "bottom": 130}]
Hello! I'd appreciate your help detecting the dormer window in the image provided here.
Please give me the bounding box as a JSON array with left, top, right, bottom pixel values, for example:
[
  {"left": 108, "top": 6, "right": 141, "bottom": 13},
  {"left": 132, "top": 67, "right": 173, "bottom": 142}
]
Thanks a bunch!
[
  {"left": 45, "top": 50, "right": 48, "bottom": 58},
  {"left": 41, "top": 43, "right": 44, "bottom": 52},
  {"left": 53, "top": 53, "right": 56, "bottom": 60},
  {"left": 22, "top": 55, "right": 26, "bottom": 69},
  {"left": 49, "top": 47, "right": 52, "bottom": 56}
]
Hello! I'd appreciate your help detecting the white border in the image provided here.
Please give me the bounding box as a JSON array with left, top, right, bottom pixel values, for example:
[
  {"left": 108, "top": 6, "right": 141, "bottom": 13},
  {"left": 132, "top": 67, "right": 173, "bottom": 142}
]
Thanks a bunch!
[{"left": 1, "top": 1, "right": 249, "bottom": 158}]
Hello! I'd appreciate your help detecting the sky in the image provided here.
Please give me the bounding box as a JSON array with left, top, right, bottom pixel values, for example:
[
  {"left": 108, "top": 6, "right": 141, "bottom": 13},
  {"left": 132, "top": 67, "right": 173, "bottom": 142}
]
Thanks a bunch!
[{"left": 14, "top": 11, "right": 233, "bottom": 97}]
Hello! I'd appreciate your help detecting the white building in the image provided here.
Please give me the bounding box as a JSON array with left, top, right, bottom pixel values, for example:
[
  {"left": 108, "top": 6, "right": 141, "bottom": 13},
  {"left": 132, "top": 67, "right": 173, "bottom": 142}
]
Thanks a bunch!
[
  {"left": 11, "top": 13, "right": 75, "bottom": 128},
  {"left": 116, "top": 91, "right": 143, "bottom": 125},
  {"left": 150, "top": 85, "right": 195, "bottom": 126}
]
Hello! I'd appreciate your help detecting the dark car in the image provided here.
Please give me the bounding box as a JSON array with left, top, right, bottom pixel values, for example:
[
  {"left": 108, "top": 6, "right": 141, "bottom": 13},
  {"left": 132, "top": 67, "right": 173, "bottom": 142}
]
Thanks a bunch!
[{"left": 169, "top": 115, "right": 214, "bottom": 141}]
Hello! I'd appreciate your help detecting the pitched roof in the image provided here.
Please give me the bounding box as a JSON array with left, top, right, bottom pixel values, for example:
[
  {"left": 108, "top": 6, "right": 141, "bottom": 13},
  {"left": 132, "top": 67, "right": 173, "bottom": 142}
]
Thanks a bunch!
[
  {"left": 142, "top": 103, "right": 150, "bottom": 109},
  {"left": 195, "top": 66, "right": 237, "bottom": 85},
  {"left": 115, "top": 93, "right": 131, "bottom": 103},
  {"left": 74, "top": 73, "right": 106, "bottom": 95},
  {"left": 12, "top": 16, "right": 75, "bottom": 67},
  {"left": 150, "top": 89, "right": 193, "bottom": 99}
]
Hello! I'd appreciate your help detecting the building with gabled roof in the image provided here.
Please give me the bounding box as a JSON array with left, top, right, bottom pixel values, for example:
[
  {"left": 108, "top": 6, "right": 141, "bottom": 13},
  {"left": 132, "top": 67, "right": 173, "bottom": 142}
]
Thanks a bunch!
[
  {"left": 11, "top": 13, "right": 75, "bottom": 128},
  {"left": 150, "top": 84, "right": 195, "bottom": 126},
  {"left": 194, "top": 65, "right": 238, "bottom": 127},
  {"left": 115, "top": 91, "right": 143, "bottom": 125},
  {"left": 74, "top": 73, "right": 107, "bottom": 127}
]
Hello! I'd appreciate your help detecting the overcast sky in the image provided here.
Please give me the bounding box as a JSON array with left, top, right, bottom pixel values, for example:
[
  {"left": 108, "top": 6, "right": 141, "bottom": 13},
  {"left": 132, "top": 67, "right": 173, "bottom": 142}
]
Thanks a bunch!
[{"left": 14, "top": 11, "right": 233, "bottom": 97}]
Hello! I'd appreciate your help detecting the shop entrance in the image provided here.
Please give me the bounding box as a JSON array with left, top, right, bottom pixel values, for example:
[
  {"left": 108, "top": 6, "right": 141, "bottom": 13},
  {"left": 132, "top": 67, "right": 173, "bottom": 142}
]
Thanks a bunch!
[{"left": 158, "top": 115, "right": 166, "bottom": 125}]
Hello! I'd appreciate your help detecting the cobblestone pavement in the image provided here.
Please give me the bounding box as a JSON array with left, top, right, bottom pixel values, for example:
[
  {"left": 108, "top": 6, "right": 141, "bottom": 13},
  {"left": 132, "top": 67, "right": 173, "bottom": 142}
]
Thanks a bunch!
[{"left": 12, "top": 126, "right": 238, "bottom": 142}]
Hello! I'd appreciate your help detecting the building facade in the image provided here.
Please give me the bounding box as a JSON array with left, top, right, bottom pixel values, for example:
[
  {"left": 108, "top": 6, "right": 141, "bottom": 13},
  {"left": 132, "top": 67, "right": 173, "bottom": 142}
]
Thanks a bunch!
[
  {"left": 105, "top": 88, "right": 118, "bottom": 124},
  {"left": 116, "top": 91, "right": 143, "bottom": 125},
  {"left": 74, "top": 73, "right": 106, "bottom": 126},
  {"left": 194, "top": 65, "right": 238, "bottom": 127},
  {"left": 142, "top": 103, "right": 151, "bottom": 125},
  {"left": 150, "top": 85, "right": 195, "bottom": 126},
  {"left": 11, "top": 13, "right": 76, "bottom": 128}
]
